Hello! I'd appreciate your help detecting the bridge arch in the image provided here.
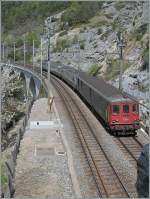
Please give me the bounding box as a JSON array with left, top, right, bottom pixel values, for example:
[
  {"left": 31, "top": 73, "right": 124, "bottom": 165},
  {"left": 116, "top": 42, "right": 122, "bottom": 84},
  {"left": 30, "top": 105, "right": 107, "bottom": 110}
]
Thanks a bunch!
[{"left": 29, "top": 76, "right": 36, "bottom": 99}]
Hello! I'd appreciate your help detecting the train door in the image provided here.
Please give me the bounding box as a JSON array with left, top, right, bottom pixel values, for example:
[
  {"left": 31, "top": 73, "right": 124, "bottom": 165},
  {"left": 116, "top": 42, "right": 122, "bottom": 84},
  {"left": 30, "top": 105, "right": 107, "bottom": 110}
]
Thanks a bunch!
[{"left": 121, "top": 103, "right": 131, "bottom": 124}]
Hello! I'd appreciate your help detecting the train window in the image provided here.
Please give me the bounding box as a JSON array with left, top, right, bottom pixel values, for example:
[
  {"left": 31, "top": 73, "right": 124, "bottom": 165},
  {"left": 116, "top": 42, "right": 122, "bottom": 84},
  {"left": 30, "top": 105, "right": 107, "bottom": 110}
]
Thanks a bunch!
[
  {"left": 133, "top": 104, "right": 138, "bottom": 112},
  {"left": 123, "top": 104, "right": 129, "bottom": 113},
  {"left": 112, "top": 105, "right": 120, "bottom": 114}
]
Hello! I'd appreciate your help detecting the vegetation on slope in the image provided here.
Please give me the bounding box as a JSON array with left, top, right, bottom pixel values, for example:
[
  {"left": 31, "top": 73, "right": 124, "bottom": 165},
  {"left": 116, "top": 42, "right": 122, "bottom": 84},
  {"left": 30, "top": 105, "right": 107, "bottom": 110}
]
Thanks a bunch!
[
  {"left": 87, "top": 64, "right": 102, "bottom": 76},
  {"left": 61, "top": 2, "right": 102, "bottom": 27},
  {"left": 2, "top": 1, "right": 70, "bottom": 33}
]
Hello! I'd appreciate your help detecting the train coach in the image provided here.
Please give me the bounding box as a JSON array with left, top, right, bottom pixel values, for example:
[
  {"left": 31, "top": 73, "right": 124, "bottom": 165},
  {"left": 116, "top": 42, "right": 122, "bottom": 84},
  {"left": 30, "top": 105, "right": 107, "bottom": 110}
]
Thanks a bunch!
[
  {"left": 50, "top": 65, "right": 140, "bottom": 134},
  {"left": 77, "top": 71, "right": 139, "bottom": 133}
]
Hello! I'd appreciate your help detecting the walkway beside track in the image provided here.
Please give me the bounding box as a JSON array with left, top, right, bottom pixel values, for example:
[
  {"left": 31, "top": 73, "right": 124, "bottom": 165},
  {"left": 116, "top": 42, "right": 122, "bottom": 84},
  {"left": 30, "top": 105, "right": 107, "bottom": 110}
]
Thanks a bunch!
[{"left": 14, "top": 98, "right": 76, "bottom": 197}]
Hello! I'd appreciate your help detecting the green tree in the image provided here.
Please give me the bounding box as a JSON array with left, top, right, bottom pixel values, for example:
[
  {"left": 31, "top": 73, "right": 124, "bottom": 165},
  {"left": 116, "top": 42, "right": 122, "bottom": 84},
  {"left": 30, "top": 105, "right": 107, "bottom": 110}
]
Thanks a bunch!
[{"left": 61, "top": 2, "right": 101, "bottom": 27}]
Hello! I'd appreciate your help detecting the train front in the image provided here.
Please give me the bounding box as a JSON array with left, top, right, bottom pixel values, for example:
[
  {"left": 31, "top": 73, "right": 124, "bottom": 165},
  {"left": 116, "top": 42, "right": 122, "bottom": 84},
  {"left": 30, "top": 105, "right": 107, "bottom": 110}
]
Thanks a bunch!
[{"left": 108, "top": 99, "right": 140, "bottom": 132}]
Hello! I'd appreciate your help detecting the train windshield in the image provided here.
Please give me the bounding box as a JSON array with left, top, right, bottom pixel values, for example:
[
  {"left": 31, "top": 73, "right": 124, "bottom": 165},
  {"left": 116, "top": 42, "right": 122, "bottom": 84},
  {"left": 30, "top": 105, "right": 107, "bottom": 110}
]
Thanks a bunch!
[
  {"left": 123, "top": 104, "right": 129, "bottom": 114},
  {"left": 112, "top": 105, "right": 120, "bottom": 114}
]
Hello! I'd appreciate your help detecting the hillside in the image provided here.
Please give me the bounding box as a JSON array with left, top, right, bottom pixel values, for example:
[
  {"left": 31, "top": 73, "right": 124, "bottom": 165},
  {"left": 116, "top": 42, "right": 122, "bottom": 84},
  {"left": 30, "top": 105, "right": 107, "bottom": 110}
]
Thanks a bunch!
[{"left": 2, "top": 1, "right": 149, "bottom": 97}]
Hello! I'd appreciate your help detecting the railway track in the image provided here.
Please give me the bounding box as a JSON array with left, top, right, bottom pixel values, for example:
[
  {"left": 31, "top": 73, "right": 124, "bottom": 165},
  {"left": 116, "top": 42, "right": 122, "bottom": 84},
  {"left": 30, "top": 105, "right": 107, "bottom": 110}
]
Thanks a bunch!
[
  {"left": 51, "top": 75, "right": 131, "bottom": 198},
  {"left": 114, "top": 136, "right": 143, "bottom": 168}
]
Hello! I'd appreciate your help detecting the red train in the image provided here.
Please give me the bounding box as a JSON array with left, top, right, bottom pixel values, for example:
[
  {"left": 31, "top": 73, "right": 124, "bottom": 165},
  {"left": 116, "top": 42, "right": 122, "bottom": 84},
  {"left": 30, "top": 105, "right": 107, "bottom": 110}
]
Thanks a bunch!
[{"left": 48, "top": 65, "right": 140, "bottom": 134}]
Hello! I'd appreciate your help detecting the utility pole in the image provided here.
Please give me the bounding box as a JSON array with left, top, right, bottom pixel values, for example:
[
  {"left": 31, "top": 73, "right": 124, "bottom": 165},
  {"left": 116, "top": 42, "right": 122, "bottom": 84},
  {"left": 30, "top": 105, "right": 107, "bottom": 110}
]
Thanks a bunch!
[
  {"left": 116, "top": 31, "right": 125, "bottom": 91},
  {"left": 32, "top": 39, "right": 35, "bottom": 72},
  {"left": 13, "top": 42, "right": 16, "bottom": 63},
  {"left": 77, "top": 38, "right": 80, "bottom": 77},
  {"left": 24, "top": 40, "right": 26, "bottom": 67},
  {"left": 40, "top": 33, "right": 44, "bottom": 78},
  {"left": 46, "top": 17, "right": 51, "bottom": 104}
]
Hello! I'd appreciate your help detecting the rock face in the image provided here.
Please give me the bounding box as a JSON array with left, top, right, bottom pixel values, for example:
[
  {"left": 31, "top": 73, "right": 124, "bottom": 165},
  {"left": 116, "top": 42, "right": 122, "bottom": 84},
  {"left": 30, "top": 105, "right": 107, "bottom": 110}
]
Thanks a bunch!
[{"left": 37, "top": 1, "right": 148, "bottom": 76}]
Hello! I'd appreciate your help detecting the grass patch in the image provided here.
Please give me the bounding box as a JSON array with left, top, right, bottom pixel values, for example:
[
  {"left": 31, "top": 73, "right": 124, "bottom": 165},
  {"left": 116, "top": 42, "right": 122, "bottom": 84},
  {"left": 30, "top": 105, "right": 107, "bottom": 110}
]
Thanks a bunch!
[
  {"left": 87, "top": 64, "right": 102, "bottom": 76},
  {"left": 111, "top": 19, "right": 120, "bottom": 31},
  {"left": 1, "top": 174, "right": 7, "bottom": 185},
  {"left": 1, "top": 162, "right": 8, "bottom": 186},
  {"left": 89, "top": 16, "right": 109, "bottom": 28}
]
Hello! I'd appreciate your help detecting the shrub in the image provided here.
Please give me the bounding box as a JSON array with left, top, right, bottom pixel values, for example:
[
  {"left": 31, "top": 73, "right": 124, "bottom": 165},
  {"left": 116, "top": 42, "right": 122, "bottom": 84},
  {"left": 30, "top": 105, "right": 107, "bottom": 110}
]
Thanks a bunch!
[
  {"left": 53, "top": 37, "right": 70, "bottom": 52},
  {"left": 111, "top": 20, "right": 120, "bottom": 31},
  {"left": 24, "top": 32, "right": 40, "bottom": 48},
  {"left": 97, "top": 28, "right": 102, "bottom": 35},
  {"left": 16, "top": 37, "right": 23, "bottom": 47},
  {"left": 80, "top": 41, "right": 85, "bottom": 50},
  {"left": 87, "top": 64, "right": 102, "bottom": 76}
]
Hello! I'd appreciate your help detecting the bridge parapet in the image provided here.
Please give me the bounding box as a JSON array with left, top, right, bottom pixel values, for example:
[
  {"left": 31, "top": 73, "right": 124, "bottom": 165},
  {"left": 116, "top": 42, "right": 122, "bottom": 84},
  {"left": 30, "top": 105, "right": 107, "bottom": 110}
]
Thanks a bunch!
[{"left": 2, "top": 63, "right": 48, "bottom": 99}]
